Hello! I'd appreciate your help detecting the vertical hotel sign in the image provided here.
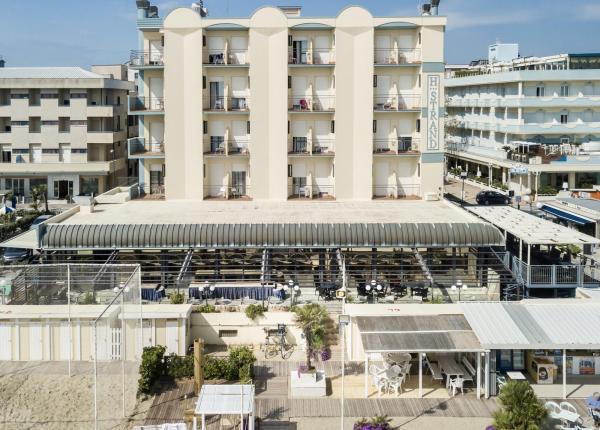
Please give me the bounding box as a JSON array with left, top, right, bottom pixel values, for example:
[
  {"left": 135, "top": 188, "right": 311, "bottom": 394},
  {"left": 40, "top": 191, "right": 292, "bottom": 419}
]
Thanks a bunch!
[{"left": 427, "top": 75, "right": 440, "bottom": 150}]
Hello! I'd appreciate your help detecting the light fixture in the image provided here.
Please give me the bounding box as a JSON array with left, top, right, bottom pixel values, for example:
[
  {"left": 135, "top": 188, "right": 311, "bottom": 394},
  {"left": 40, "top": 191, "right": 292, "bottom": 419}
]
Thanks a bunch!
[
  {"left": 293, "top": 284, "right": 300, "bottom": 291},
  {"left": 113, "top": 286, "right": 120, "bottom": 293},
  {"left": 283, "top": 284, "right": 289, "bottom": 291},
  {"left": 370, "top": 279, "right": 376, "bottom": 286},
  {"left": 365, "top": 284, "right": 372, "bottom": 291},
  {"left": 376, "top": 284, "right": 382, "bottom": 291},
  {"left": 451, "top": 284, "right": 457, "bottom": 291},
  {"left": 462, "top": 284, "right": 468, "bottom": 290},
  {"left": 124, "top": 286, "right": 131, "bottom": 293},
  {"left": 288, "top": 279, "right": 294, "bottom": 287},
  {"left": 209, "top": 285, "right": 215, "bottom": 292}
]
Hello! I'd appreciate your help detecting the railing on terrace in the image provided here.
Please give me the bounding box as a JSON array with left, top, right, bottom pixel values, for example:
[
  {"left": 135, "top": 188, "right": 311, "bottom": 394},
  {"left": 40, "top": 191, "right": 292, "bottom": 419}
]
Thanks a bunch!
[
  {"left": 288, "top": 49, "right": 336, "bottom": 65},
  {"left": 288, "top": 95, "right": 335, "bottom": 112},
  {"left": 287, "top": 184, "right": 335, "bottom": 200},
  {"left": 511, "top": 255, "right": 600, "bottom": 288},
  {"left": 204, "top": 49, "right": 249, "bottom": 65},
  {"left": 373, "top": 138, "right": 420, "bottom": 154},
  {"left": 203, "top": 96, "right": 250, "bottom": 112},
  {"left": 129, "top": 96, "right": 164, "bottom": 112},
  {"left": 374, "top": 95, "right": 420, "bottom": 111},
  {"left": 372, "top": 184, "right": 420, "bottom": 199},
  {"left": 130, "top": 50, "right": 164, "bottom": 67},
  {"left": 288, "top": 139, "right": 335, "bottom": 155},
  {"left": 374, "top": 48, "right": 421, "bottom": 65},
  {"left": 128, "top": 137, "right": 164, "bottom": 157},
  {"left": 203, "top": 185, "right": 251, "bottom": 200},
  {"left": 203, "top": 139, "right": 250, "bottom": 155}
]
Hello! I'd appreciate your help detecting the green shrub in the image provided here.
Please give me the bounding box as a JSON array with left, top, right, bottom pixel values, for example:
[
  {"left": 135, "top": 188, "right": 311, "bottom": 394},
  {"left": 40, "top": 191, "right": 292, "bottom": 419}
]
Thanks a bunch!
[
  {"left": 203, "top": 357, "right": 230, "bottom": 380},
  {"left": 493, "top": 381, "right": 546, "bottom": 429},
  {"left": 166, "top": 353, "right": 194, "bottom": 379},
  {"left": 137, "top": 345, "right": 167, "bottom": 396},
  {"left": 194, "top": 303, "right": 218, "bottom": 313},
  {"left": 203, "top": 346, "right": 256, "bottom": 382},
  {"left": 244, "top": 303, "right": 265, "bottom": 320},
  {"left": 537, "top": 185, "right": 558, "bottom": 195},
  {"left": 169, "top": 292, "right": 185, "bottom": 304},
  {"left": 80, "top": 292, "right": 95, "bottom": 305}
]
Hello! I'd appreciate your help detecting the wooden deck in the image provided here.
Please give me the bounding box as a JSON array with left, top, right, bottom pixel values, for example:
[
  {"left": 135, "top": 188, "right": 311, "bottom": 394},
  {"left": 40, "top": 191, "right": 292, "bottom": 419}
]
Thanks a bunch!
[{"left": 144, "top": 378, "right": 196, "bottom": 425}]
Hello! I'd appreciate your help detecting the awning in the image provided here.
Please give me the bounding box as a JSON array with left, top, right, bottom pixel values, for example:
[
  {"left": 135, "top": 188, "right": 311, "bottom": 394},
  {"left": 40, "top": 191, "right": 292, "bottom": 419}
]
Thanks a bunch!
[
  {"left": 540, "top": 204, "right": 595, "bottom": 226},
  {"left": 195, "top": 384, "right": 254, "bottom": 415},
  {"left": 39, "top": 222, "right": 505, "bottom": 250}
]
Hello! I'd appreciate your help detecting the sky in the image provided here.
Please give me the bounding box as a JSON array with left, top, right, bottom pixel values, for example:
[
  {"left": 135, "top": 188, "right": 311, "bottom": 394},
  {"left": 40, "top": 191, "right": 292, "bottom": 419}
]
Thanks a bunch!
[{"left": 2, "top": 0, "right": 600, "bottom": 68}]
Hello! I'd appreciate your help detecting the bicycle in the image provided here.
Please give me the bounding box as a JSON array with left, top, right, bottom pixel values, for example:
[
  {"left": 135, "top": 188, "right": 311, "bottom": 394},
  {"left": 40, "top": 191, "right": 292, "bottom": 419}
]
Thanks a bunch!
[{"left": 261, "top": 324, "right": 294, "bottom": 359}]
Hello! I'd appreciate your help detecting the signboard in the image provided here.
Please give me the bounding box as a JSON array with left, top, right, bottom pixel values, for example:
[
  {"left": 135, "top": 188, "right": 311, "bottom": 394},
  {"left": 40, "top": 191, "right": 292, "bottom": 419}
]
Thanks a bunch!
[
  {"left": 509, "top": 167, "right": 529, "bottom": 175},
  {"left": 427, "top": 75, "right": 440, "bottom": 150}
]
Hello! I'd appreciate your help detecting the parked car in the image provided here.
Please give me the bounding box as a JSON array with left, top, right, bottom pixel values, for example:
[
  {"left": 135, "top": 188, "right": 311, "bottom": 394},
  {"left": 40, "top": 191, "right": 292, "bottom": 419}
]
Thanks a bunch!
[
  {"left": 476, "top": 190, "right": 511, "bottom": 205},
  {"left": 29, "top": 214, "right": 53, "bottom": 230},
  {"left": 2, "top": 247, "right": 31, "bottom": 263}
]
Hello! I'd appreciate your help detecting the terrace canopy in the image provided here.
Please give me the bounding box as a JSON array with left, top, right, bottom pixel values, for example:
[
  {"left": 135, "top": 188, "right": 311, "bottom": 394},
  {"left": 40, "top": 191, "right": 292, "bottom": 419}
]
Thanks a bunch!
[{"left": 194, "top": 384, "right": 255, "bottom": 430}]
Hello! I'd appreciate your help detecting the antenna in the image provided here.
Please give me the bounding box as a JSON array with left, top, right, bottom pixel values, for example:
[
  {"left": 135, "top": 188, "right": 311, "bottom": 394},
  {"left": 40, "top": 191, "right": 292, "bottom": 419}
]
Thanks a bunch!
[{"left": 191, "top": 0, "right": 208, "bottom": 17}]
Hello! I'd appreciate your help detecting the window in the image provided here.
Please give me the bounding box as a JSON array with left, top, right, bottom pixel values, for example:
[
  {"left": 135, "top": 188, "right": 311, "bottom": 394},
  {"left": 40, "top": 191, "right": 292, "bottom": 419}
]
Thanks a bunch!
[
  {"left": 418, "top": 32, "right": 421, "bottom": 44},
  {"left": 288, "top": 35, "right": 293, "bottom": 47},
  {"left": 203, "top": 121, "right": 208, "bottom": 134},
  {"left": 41, "top": 121, "right": 58, "bottom": 126},
  {"left": 70, "top": 120, "right": 87, "bottom": 126},
  {"left": 536, "top": 86, "right": 545, "bottom": 97},
  {"left": 6, "top": 178, "right": 25, "bottom": 196},
  {"left": 418, "top": 74, "right": 421, "bottom": 88},
  {"left": 416, "top": 119, "right": 421, "bottom": 133},
  {"left": 11, "top": 121, "right": 28, "bottom": 127},
  {"left": 1, "top": 146, "right": 11, "bottom": 163},
  {"left": 560, "top": 114, "right": 568, "bottom": 124},
  {"left": 72, "top": 148, "right": 87, "bottom": 154},
  {"left": 40, "top": 93, "right": 59, "bottom": 99},
  {"left": 287, "top": 121, "right": 290, "bottom": 134},
  {"left": 560, "top": 84, "right": 569, "bottom": 97},
  {"left": 42, "top": 148, "right": 60, "bottom": 154},
  {"left": 10, "top": 93, "right": 28, "bottom": 99},
  {"left": 202, "top": 76, "right": 206, "bottom": 89},
  {"left": 500, "top": 87, "right": 506, "bottom": 97},
  {"left": 247, "top": 121, "right": 250, "bottom": 134},
  {"left": 70, "top": 92, "right": 87, "bottom": 99},
  {"left": 287, "top": 164, "right": 292, "bottom": 177},
  {"left": 288, "top": 76, "right": 292, "bottom": 89},
  {"left": 218, "top": 330, "right": 238, "bottom": 338},
  {"left": 80, "top": 178, "right": 98, "bottom": 195}
]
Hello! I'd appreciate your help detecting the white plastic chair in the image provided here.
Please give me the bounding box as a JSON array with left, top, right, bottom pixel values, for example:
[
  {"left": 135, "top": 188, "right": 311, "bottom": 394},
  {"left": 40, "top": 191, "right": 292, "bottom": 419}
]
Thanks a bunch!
[
  {"left": 545, "top": 401, "right": 564, "bottom": 420},
  {"left": 449, "top": 376, "right": 464, "bottom": 396},
  {"left": 402, "top": 362, "right": 412, "bottom": 381},
  {"left": 560, "top": 402, "right": 578, "bottom": 415},
  {"left": 387, "top": 374, "right": 405, "bottom": 396}
]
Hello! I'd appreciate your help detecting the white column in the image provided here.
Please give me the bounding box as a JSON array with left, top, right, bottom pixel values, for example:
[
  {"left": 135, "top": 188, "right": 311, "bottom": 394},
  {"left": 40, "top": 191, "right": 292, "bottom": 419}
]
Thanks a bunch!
[
  {"left": 563, "top": 349, "right": 567, "bottom": 400},
  {"left": 484, "top": 352, "right": 490, "bottom": 399},
  {"left": 364, "top": 354, "right": 369, "bottom": 398},
  {"left": 419, "top": 352, "right": 423, "bottom": 398},
  {"left": 201, "top": 414, "right": 206, "bottom": 430},
  {"left": 193, "top": 416, "right": 197, "bottom": 430},
  {"left": 476, "top": 353, "right": 481, "bottom": 399}
]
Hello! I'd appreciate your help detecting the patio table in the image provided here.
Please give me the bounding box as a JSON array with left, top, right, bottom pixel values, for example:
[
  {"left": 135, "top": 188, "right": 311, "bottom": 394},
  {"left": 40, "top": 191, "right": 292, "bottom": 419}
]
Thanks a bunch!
[
  {"left": 438, "top": 358, "right": 466, "bottom": 388},
  {"left": 506, "top": 371, "right": 527, "bottom": 381}
]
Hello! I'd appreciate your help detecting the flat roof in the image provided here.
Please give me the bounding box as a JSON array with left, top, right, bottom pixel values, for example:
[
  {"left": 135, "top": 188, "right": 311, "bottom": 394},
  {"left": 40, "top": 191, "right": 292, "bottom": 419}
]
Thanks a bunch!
[
  {"left": 195, "top": 384, "right": 254, "bottom": 415},
  {"left": 467, "top": 205, "right": 600, "bottom": 246},
  {"left": 0, "top": 304, "right": 192, "bottom": 320}
]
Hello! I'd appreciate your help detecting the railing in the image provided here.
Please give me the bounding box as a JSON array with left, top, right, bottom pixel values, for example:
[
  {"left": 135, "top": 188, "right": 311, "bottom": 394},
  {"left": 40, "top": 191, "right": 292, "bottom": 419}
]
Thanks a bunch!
[
  {"left": 287, "top": 184, "right": 335, "bottom": 199},
  {"left": 374, "top": 48, "right": 421, "bottom": 65},
  {"left": 374, "top": 95, "right": 420, "bottom": 111},
  {"left": 512, "top": 255, "right": 600, "bottom": 288},
  {"left": 129, "top": 96, "right": 164, "bottom": 112},
  {"left": 372, "top": 184, "right": 420, "bottom": 199},
  {"left": 203, "top": 185, "right": 251, "bottom": 200},
  {"left": 288, "top": 138, "right": 335, "bottom": 155},
  {"left": 203, "top": 96, "right": 250, "bottom": 112},
  {"left": 204, "top": 49, "right": 249, "bottom": 65},
  {"left": 288, "top": 48, "right": 336, "bottom": 65},
  {"left": 128, "top": 137, "right": 165, "bottom": 157},
  {"left": 130, "top": 50, "right": 164, "bottom": 67},
  {"left": 288, "top": 95, "right": 335, "bottom": 112},
  {"left": 373, "top": 138, "right": 420, "bottom": 154},
  {"left": 203, "top": 139, "right": 250, "bottom": 156}
]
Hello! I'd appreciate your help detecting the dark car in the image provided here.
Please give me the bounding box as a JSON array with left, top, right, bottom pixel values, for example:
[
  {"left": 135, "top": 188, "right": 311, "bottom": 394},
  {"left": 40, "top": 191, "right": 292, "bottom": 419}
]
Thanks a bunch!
[
  {"left": 2, "top": 247, "right": 31, "bottom": 263},
  {"left": 476, "top": 190, "right": 511, "bottom": 206}
]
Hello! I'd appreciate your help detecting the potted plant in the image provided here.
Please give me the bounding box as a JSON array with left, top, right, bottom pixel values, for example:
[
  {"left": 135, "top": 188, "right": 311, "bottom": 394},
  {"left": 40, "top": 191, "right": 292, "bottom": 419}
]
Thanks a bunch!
[
  {"left": 293, "top": 303, "right": 334, "bottom": 370},
  {"left": 353, "top": 415, "right": 392, "bottom": 430},
  {"left": 492, "top": 381, "right": 546, "bottom": 429}
]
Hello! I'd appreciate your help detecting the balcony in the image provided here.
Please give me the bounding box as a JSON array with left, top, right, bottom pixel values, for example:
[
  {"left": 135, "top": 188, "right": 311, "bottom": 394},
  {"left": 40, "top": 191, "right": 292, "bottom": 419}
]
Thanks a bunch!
[
  {"left": 204, "top": 49, "right": 249, "bottom": 66},
  {"left": 288, "top": 184, "right": 335, "bottom": 200},
  {"left": 128, "top": 137, "right": 165, "bottom": 159},
  {"left": 512, "top": 255, "right": 600, "bottom": 289},
  {"left": 129, "top": 50, "right": 164, "bottom": 68},
  {"left": 374, "top": 48, "right": 421, "bottom": 65},
  {"left": 373, "top": 137, "right": 420, "bottom": 155},
  {"left": 129, "top": 96, "right": 164, "bottom": 114},
  {"left": 203, "top": 96, "right": 250, "bottom": 112},
  {"left": 204, "top": 185, "right": 251, "bottom": 200},
  {"left": 374, "top": 94, "right": 420, "bottom": 111},
  {"left": 372, "top": 184, "right": 421, "bottom": 199},
  {"left": 203, "top": 138, "right": 250, "bottom": 156},
  {"left": 288, "top": 95, "right": 335, "bottom": 112},
  {"left": 288, "top": 138, "right": 335, "bottom": 156},
  {"left": 288, "top": 49, "right": 335, "bottom": 66}
]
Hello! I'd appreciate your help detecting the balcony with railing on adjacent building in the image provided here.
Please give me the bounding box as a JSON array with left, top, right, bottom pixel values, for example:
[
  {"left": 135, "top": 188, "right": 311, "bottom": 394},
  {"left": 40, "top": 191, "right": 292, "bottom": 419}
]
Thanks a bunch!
[
  {"left": 288, "top": 138, "right": 335, "bottom": 156},
  {"left": 203, "top": 137, "right": 250, "bottom": 156},
  {"left": 374, "top": 94, "right": 420, "bottom": 111},
  {"left": 373, "top": 137, "right": 420, "bottom": 155},
  {"left": 288, "top": 183, "right": 335, "bottom": 200},
  {"left": 288, "top": 95, "right": 335, "bottom": 113},
  {"left": 128, "top": 137, "right": 165, "bottom": 159},
  {"left": 372, "top": 183, "right": 421, "bottom": 200},
  {"left": 204, "top": 49, "right": 249, "bottom": 66},
  {"left": 129, "top": 50, "right": 164, "bottom": 68},
  {"left": 288, "top": 49, "right": 336, "bottom": 66},
  {"left": 128, "top": 95, "right": 164, "bottom": 114},
  {"left": 203, "top": 184, "right": 251, "bottom": 200},
  {"left": 374, "top": 48, "right": 421, "bottom": 65},
  {"left": 203, "top": 96, "right": 250, "bottom": 112}
]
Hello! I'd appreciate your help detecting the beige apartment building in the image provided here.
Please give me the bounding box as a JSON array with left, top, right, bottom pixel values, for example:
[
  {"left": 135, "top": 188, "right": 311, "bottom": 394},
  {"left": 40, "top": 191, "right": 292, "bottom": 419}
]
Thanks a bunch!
[
  {"left": 0, "top": 66, "right": 133, "bottom": 199},
  {"left": 130, "top": 2, "right": 446, "bottom": 201}
]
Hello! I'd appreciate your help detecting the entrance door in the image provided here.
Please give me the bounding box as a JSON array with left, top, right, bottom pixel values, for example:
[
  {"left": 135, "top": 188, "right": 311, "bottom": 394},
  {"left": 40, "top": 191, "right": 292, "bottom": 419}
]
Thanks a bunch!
[
  {"left": 150, "top": 165, "right": 164, "bottom": 194},
  {"left": 209, "top": 81, "right": 224, "bottom": 110},
  {"left": 150, "top": 121, "right": 164, "bottom": 152},
  {"left": 54, "top": 180, "right": 74, "bottom": 199},
  {"left": 232, "top": 171, "right": 246, "bottom": 197},
  {"left": 0, "top": 323, "right": 11, "bottom": 360},
  {"left": 149, "top": 39, "right": 163, "bottom": 64},
  {"left": 292, "top": 76, "right": 308, "bottom": 109},
  {"left": 375, "top": 35, "right": 391, "bottom": 63},
  {"left": 149, "top": 77, "right": 164, "bottom": 110},
  {"left": 165, "top": 320, "right": 179, "bottom": 355},
  {"left": 292, "top": 40, "right": 307, "bottom": 64},
  {"left": 29, "top": 322, "right": 43, "bottom": 360}
]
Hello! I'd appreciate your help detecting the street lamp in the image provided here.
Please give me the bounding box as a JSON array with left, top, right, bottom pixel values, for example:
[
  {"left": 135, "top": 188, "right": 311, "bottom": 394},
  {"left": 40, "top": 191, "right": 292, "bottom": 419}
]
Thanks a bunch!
[
  {"left": 451, "top": 280, "right": 468, "bottom": 301},
  {"left": 460, "top": 171, "right": 468, "bottom": 207},
  {"left": 338, "top": 314, "right": 351, "bottom": 430},
  {"left": 366, "top": 279, "right": 382, "bottom": 303}
]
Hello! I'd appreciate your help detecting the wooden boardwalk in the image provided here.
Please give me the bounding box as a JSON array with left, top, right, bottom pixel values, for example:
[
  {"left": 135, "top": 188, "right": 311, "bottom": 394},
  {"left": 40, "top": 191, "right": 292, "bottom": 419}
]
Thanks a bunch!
[{"left": 144, "top": 378, "right": 196, "bottom": 425}]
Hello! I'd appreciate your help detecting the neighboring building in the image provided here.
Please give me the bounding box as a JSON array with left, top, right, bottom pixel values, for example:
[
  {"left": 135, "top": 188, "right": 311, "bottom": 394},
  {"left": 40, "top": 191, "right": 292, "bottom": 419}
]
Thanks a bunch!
[
  {"left": 0, "top": 66, "right": 133, "bottom": 199},
  {"left": 130, "top": 2, "right": 447, "bottom": 200},
  {"left": 445, "top": 50, "right": 600, "bottom": 197},
  {"left": 488, "top": 42, "right": 519, "bottom": 64}
]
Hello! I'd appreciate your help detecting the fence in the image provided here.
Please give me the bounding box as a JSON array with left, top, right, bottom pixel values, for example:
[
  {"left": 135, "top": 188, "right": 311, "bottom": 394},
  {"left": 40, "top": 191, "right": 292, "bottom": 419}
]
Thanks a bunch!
[{"left": 511, "top": 255, "right": 600, "bottom": 289}]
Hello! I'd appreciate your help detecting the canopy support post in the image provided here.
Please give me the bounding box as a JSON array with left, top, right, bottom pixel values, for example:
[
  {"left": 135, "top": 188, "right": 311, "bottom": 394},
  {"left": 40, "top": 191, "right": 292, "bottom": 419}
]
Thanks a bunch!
[
  {"left": 476, "top": 352, "right": 481, "bottom": 399},
  {"left": 418, "top": 352, "right": 423, "bottom": 398},
  {"left": 201, "top": 414, "right": 205, "bottom": 430},
  {"left": 563, "top": 349, "right": 567, "bottom": 400},
  {"left": 364, "top": 354, "right": 369, "bottom": 398},
  {"left": 484, "top": 352, "right": 490, "bottom": 399}
]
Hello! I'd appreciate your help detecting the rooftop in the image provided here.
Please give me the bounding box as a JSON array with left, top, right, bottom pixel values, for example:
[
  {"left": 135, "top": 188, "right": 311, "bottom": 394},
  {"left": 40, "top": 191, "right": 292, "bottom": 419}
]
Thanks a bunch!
[
  {"left": 0, "top": 67, "right": 104, "bottom": 79},
  {"left": 0, "top": 67, "right": 134, "bottom": 90}
]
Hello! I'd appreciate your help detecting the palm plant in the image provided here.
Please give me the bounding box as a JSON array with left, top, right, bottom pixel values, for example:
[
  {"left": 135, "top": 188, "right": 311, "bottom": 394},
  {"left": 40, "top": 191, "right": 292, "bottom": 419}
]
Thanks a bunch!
[
  {"left": 492, "top": 380, "right": 547, "bottom": 430},
  {"left": 293, "top": 303, "right": 333, "bottom": 369}
]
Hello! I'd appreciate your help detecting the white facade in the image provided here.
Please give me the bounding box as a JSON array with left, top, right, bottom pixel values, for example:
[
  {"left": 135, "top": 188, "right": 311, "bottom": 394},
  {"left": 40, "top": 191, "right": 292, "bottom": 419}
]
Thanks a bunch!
[
  {"left": 0, "top": 66, "right": 133, "bottom": 199},
  {"left": 130, "top": 3, "right": 446, "bottom": 201},
  {"left": 445, "top": 53, "right": 600, "bottom": 195}
]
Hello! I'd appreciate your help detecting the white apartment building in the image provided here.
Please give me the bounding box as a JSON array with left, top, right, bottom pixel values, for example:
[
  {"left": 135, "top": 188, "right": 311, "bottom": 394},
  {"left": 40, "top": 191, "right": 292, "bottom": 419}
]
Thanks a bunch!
[
  {"left": 130, "top": 2, "right": 446, "bottom": 201},
  {"left": 0, "top": 65, "right": 133, "bottom": 199},
  {"left": 445, "top": 48, "right": 600, "bottom": 196}
]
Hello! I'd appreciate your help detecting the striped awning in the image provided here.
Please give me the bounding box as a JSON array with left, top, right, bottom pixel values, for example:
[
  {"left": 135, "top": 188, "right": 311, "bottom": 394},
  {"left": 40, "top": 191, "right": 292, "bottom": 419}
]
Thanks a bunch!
[{"left": 39, "top": 222, "right": 504, "bottom": 250}]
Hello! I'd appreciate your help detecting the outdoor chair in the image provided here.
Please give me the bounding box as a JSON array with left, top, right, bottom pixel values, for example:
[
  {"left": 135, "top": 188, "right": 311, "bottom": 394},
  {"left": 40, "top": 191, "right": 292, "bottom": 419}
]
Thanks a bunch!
[
  {"left": 299, "top": 99, "right": 309, "bottom": 111},
  {"left": 546, "top": 401, "right": 567, "bottom": 420},
  {"left": 449, "top": 376, "right": 465, "bottom": 396},
  {"left": 387, "top": 374, "right": 405, "bottom": 396},
  {"left": 561, "top": 402, "right": 579, "bottom": 415},
  {"left": 402, "top": 362, "right": 412, "bottom": 381}
]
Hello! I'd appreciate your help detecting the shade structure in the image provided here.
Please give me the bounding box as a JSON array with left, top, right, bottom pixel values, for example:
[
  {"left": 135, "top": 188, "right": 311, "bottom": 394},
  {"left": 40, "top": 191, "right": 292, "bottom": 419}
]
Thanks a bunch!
[
  {"left": 195, "top": 384, "right": 254, "bottom": 415},
  {"left": 39, "top": 222, "right": 504, "bottom": 250}
]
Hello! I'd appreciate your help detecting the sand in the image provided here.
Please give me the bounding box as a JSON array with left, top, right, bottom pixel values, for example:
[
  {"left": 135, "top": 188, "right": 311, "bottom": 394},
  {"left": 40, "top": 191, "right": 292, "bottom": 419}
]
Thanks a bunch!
[{"left": 0, "top": 361, "right": 146, "bottom": 430}]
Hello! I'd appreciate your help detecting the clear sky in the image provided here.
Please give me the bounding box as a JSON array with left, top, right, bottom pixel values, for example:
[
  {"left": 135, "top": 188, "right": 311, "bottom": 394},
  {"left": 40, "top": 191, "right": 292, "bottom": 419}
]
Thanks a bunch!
[{"left": 2, "top": 0, "right": 600, "bottom": 68}]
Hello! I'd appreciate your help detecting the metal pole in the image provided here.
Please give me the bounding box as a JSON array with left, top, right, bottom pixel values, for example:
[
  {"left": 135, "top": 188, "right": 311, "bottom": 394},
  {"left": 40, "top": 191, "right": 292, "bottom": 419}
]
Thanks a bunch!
[
  {"left": 563, "top": 349, "right": 567, "bottom": 400},
  {"left": 364, "top": 355, "right": 369, "bottom": 398},
  {"left": 67, "top": 264, "right": 72, "bottom": 377},
  {"left": 484, "top": 352, "right": 490, "bottom": 399},
  {"left": 341, "top": 322, "right": 345, "bottom": 430},
  {"left": 418, "top": 352, "right": 423, "bottom": 398},
  {"left": 476, "top": 352, "right": 481, "bottom": 399},
  {"left": 93, "top": 322, "right": 98, "bottom": 430},
  {"left": 121, "top": 290, "right": 126, "bottom": 418}
]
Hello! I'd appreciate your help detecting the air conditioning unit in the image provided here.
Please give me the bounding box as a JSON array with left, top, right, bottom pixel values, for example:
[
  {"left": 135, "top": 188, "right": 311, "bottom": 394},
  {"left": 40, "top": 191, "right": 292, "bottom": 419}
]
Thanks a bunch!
[{"left": 424, "top": 192, "right": 439, "bottom": 201}]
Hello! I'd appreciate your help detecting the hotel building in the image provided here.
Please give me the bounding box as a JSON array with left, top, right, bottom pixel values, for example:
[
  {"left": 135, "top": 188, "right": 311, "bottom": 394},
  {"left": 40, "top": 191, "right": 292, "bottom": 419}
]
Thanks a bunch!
[
  {"left": 0, "top": 65, "right": 133, "bottom": 199},
  {"left": 130, "top": 2, "right": 446, "bottom": 200},
  {"left": 445, "top": 45, "right": 600, "bottom": 196}
]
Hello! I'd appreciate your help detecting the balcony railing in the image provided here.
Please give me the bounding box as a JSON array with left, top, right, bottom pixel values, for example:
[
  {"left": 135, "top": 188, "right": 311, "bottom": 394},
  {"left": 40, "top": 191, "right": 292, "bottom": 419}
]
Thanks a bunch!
[
  {"left": 130, "top": 50, "right": 164, "bottom": 67},
  {"left": 288, "top": 95, "right": 335, "bottom": 112},
  {"left": 203, "top": 96, "right": 250, "bottom": 112},
  {"left": 287, "top": 184, "right": 335, "bottom": 200},
  {"left": 374, "top": 95, "right": 420, "bottom": 111},
  {"left": 204, "top": 139, "right": 250, "bottom": 156},
  {"left": 204, "top": 185, "right": 251, "bottom": 200},
  {"left": 372, "top": 184, "right": 421, "bottom": 199},
  {"left": 373, "top": 137, "right": 420, "bottom": 154},
  {"left": 512, "top": 255, "right": 600, "bottom": 288},
  {"left": 128, "top": 137, "right": 165, "bottom": 157},
  {"left": 374, "top": 48, "right": 421, "bottom": 65},
  {"left": 129, "top": 96, "right": 164, "bottom": 112},
  {"left": 288, "top": 49, "right": 336, "bottom": 65},
  {"left": 288, "top": 138, "right": 335, "bottom": 155},
  {"left": 204, "top": 49, "right": 249, "bottom": 65}
]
